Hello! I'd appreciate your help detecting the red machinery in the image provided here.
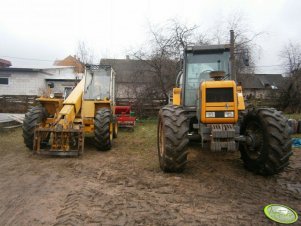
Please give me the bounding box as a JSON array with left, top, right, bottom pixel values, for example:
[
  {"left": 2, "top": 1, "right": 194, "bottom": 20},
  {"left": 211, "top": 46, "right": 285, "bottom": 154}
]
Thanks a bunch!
[{"left": 115, "top": 106, "right": 136, "bottom": 129}]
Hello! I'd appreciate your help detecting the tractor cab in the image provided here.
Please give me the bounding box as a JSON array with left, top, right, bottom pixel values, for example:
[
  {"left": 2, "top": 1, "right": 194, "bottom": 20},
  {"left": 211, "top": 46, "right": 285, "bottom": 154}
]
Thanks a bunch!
[
  {"left": 84, "top": 65, "right": 116, "bottom": 102},
  {"left": 81, "top": 65, "right": 116, "bottom": 119},
  {"left": 174, "top": 44, "right": 245, "bottom": 124},
  {"left": 182, "top": 45, "right": 231, "bottom": 107}
]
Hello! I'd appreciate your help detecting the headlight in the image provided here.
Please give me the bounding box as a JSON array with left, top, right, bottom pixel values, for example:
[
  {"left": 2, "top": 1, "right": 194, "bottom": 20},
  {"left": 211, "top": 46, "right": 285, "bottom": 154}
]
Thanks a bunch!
[
  {"left": 206, "top": 112, "right": 215, "bottom": 118},
  {"left": 224, "top": 111, "right": 234, "bottom": 118},
  {"left": 49, "top": 93, "right": 54, "bottom": 98}
]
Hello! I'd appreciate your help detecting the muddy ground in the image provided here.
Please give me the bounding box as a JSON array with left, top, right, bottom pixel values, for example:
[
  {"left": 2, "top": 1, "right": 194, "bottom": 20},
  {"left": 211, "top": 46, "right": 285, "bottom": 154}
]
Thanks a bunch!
[{"left": 0, "top": 121, "right": 300, "bottom": 225}]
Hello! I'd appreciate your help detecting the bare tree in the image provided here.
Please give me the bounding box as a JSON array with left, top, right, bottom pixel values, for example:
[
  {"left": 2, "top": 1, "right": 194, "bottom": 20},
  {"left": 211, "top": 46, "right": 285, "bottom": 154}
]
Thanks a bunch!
[
  {"left": 281, "top": 41, "right": 301, "bottom": 76},
  {"left": 129, "top": 16, "right": 262, "bottom": 115},
  {"left": 132, "top": 20, "right": 197, "bottom": 104},
  {"left": 76, "top": 41, "right": 95, "bottom": 64},
  {"left": 278, "top": 42, "right": 301, "bottom": 112},
  {"left": 210, "top": 13, "right": 264, "bottom": 74}
]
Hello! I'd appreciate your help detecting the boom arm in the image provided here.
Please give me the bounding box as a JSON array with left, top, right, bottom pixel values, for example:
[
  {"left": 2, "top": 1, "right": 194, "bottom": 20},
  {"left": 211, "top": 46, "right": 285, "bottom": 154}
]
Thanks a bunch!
[{"left": 57, "top": 79, "right": 85, "bottom": 128}]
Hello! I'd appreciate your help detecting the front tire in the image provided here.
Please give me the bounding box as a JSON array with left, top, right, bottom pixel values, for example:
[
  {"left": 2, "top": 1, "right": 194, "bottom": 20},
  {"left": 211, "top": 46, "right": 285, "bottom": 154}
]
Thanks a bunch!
[
  {"left": 239, "top": 108, "right": 292, "bottom": 175},
  {"left": 157, "top": 105, "right": 189, "bottom": 172},
  {"left": 94, "top": 108, "right": 112, "bottom": 151},
  {"left": 22, "top": 106, "right": 47, "bottom": 150}
]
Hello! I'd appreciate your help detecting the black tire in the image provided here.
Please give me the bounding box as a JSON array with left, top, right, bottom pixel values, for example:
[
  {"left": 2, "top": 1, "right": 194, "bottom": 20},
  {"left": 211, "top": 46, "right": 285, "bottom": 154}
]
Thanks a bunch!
[
  {"left": 22, "top": 106, "right": 47, "bottom": 150},
  {"left": 94, "top": 108, "right": 112, "bottom": 151},
  {"left": 239, "top": 108, "right": 292, "bottom": 175},
  {"left": 157, "top": 105, "right": 189, "bottom": 172}
]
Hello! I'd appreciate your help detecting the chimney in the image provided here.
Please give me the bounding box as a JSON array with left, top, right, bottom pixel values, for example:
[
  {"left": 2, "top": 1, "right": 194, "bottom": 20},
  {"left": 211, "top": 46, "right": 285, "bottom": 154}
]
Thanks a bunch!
[{"left": 126, "top": 55, "right": 130, "bottom": 60}]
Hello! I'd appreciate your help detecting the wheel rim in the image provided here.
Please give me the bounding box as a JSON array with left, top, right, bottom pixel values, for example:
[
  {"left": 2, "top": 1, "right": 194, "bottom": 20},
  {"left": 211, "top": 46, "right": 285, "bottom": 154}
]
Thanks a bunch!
[
  {"left": 115, "top": 123, "right": 118, "bottom": 136},
  {"left": 244, "top": 120, "right": 264, "bottom": 160},
  {"left": 110, "top": 123, "right": 113, "bottom": 141},
  {"left": 158, "top": 119, "right": 165, "bottom": 157}
]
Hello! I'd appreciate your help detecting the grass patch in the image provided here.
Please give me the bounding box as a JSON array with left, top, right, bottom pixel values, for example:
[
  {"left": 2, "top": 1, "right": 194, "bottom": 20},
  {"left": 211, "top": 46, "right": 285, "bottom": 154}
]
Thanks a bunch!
[
  {"left": 118, "top": 120, "right": 159, "bottom": 170},
  {"left": 285, "top": 113, "right": 301, "bottom": 120}
]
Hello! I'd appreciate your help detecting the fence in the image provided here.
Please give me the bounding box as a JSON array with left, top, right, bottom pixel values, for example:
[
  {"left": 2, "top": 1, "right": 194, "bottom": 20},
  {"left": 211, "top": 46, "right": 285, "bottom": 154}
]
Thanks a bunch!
[
  {"left": 0, "top": 95, "right": 38, "bottom": 113},
  {"left": 116, "top": 98, "right": 166, "bottom": 118},
  {"left": 0, "top": 95, "right": 165, "bottom": 116},
  {"left": 245, "top": 98, "right": 279, "bottom": 109}
]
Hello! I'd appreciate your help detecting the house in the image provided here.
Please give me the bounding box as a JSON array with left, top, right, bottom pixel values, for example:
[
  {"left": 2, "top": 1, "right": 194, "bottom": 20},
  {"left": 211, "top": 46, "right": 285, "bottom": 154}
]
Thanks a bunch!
[
  {"left": 100, "top": 57, "right": 156, "bottom": 101},
  {"left": 54, "top": 55, "right": 84, "bottom": 73},
  {"left": 0, "top": 66, "right": 81, "bottom": 96},
  {"left": 100, "top": 56, "right": 173, "bottom": 116},
  {"left": 0, "top": 58, "right": 12, "bottom": 68},
  {"left": 237, "top": 74, "right": 286, "bottom": 99}
]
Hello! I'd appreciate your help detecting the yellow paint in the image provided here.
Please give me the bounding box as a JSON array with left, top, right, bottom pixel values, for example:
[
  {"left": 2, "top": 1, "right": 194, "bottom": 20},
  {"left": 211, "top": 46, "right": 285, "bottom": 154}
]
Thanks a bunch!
[
  {"left": 83, "top": 118, "right": 94, "bottom": 133},
  {"left": 73, "top": 118, "right": 82, "bottom": 123},
  {"left": 59, "top": 105, "right": 76, "bottom": 125},
  {"left": 38, "top": 98, "right": 63, "bottom": 115},
  {"left": 81, "top": 100, "right": 95, "bottom": 118},
  {"left": 63, "top": 78, "right": 85, "bottom": 114},
  {"left": 205, "top": 103, "right": 235, "bottom": 107},
  {"left": 202, "top": 117, "right": 237, "bottom": 124},
  {"left": 173, "top": 88, "right": 181, "bottom": 105},
  {"left": 83, "top": 118, "right": 94, "bottom": 125},
  {"left": 94, "top": 101, "right": 111, "bottom": 112},
  {"left": 84, "top": 125, "right": 94, "bottom": 133},
  {"left": 81, "top": 100, "right": 112, "bottom": 118},
  {"left": 237, "top": 85, "right": 246, "bottom": 110},
  {"left": 200, "top": 80, "right": 238, "bottom": 124},
  {"left": 205, "top": 106, "right": 235, "bottom": 111}
]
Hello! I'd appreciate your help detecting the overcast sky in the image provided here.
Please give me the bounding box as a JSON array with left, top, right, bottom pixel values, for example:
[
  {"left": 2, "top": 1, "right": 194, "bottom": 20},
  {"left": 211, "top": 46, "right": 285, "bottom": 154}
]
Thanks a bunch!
[{"left": 0, "top": 0, "right": 300, "bottom": 73}]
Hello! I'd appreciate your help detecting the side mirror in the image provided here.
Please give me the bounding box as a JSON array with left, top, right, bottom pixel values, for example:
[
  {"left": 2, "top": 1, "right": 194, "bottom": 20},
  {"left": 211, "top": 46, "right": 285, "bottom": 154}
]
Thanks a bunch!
[
  {"left": 242, "top": 49, "right": 250, "bottom": 66},
  {"left": 48, "top": 82, "right": 54, "bottom": 88}
]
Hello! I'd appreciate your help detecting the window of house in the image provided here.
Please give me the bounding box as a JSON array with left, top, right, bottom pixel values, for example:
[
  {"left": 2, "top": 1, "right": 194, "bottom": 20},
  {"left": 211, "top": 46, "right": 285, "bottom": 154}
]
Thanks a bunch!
[{"left": 0, "top": 73, "right": 10, "bottom": 85}]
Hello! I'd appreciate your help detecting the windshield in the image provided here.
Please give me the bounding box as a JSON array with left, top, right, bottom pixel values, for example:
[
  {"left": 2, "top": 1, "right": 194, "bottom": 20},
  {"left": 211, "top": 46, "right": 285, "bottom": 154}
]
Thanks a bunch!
[
  {"left": 84, "top": 68, "right": 111, "bottom": 100},
  {"left": 184, "top": 51, "right": 230, "bottom": 106}
]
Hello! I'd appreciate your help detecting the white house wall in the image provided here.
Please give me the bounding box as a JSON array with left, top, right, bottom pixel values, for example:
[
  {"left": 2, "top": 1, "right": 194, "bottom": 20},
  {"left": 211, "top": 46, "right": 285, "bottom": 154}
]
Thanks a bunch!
[
  {"left": 0, "top": 67, "right": 79, "bottom": 96},
  {"left": 0, "top": 71, "right": 46, "bottom": 95}
]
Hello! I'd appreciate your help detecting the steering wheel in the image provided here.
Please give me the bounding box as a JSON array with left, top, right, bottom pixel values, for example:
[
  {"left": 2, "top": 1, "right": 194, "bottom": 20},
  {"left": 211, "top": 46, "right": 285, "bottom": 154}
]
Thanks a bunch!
[
  {"left": 199, "top": 69, "right": 213, "bottom": 81},
  {"left": 200, "top": 69, "right": 213, "bottom": 74}
]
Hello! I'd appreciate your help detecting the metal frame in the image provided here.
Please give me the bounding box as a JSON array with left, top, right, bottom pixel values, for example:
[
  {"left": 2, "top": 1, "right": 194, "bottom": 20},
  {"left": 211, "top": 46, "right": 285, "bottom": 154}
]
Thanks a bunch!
[{"left": 181, "top": 45, "right": 232, "bottom": 110}]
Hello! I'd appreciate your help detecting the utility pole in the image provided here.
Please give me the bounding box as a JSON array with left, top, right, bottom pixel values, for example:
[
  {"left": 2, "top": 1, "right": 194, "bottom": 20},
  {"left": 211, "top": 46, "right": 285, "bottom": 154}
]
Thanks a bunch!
[{"left": 230, "top": 30, "right": 236, "bottom": 81}]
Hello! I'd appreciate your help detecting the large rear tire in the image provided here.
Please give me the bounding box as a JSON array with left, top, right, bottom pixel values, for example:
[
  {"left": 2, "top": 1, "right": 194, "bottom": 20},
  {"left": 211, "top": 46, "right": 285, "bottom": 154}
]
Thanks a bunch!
[
  {"left": 239, "top": 108, "right": 292, "bottom": 175},
  {"left": 22, "top": 106, "right": 47, "bottom": 150},
  {"left": 94, "top": 108, "right": 112, "bottom": 151},
  {"left": 157, "top": 105, "right": 189, "bottom": 172}
]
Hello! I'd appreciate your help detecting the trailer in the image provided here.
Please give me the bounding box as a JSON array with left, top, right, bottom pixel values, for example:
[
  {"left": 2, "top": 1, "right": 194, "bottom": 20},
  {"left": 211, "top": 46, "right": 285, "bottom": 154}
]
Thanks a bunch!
[{"left": 115, "top": 106, "right": 136, "bottom": 130}]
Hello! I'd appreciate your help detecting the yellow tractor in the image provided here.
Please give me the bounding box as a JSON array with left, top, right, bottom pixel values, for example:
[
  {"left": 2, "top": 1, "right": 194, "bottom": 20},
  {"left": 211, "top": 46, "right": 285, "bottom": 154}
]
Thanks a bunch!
[
  {"left": 158, "top": 30, "right": 292, "bottom": 175},
  {"left": 22, "top": 64, "right": 118, "bottom": 156}
]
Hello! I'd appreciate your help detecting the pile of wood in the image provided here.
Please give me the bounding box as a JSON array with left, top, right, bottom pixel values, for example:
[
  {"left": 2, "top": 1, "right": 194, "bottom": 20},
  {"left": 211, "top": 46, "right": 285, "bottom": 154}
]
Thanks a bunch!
[{"left": 0, "top": 95, "right": 37, "bottom": 113}]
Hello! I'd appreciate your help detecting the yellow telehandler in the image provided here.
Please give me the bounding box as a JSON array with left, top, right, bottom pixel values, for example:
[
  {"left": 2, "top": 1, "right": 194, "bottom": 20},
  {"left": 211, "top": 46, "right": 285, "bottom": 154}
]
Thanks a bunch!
[
  {"left": 158, "top": 30, "right": 292, "bottom": 175},
  {"left": 22, "top": 64, "right": 118, "bottom": 156}
]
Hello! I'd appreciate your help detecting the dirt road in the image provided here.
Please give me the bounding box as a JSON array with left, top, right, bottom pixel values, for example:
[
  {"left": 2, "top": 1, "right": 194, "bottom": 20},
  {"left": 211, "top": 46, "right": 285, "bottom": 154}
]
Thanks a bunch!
[{"left": 0, "top": 122, "right": 300, "bottom": 225}]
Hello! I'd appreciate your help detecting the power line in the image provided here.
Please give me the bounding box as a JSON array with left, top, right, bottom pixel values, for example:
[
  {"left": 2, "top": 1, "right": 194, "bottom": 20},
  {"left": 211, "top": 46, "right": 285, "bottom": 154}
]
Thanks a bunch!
[
  {"left": 0, "top": 55, "right": 55, "bottom": 62},
  {"left": 256, "top": 64, "right": 283, "bottom": 68},
  {"left": 1, "top": 55, "right": 285, "bottom": 68}
]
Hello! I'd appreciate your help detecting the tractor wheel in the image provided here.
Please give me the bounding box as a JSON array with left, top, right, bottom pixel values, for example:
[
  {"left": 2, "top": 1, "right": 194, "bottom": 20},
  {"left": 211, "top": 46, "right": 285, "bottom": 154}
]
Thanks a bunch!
[
  {"left": 22, "top": 106, "right": 47, "bottom": 150},
  {"left": 157, "top": 105, "right": 189, "bottom": 172},
  {"left": 94, "top": 108, "right": 112, "bottom": 151},
  {"left": 113, "top": 121, "right": 118, "bottom": 138},
  {"left": 239, "top": 108, "right": 292, "bottom": 175}
]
